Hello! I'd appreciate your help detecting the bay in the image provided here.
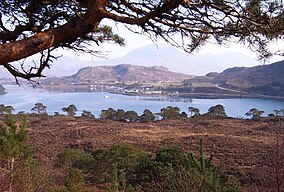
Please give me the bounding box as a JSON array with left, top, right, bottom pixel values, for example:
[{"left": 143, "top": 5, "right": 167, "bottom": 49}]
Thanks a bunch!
[{"left": 1, "top": 85, "right": 284, "bottom": 118}]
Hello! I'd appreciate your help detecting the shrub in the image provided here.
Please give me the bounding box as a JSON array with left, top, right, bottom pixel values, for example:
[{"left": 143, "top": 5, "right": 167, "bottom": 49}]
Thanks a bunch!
[
  {"left": 136, "top": 141, "right": 239, "bottom": 192},
  {"left": 81, "top": 110, "right": 95, "bottom": 118},
  {"left": 0, "top": 114, "right": 43, "bottom": 191},
  {"left": 139, "top": 109, "right": 155, "bottom": 123},
  {"left": 55, "top": 142, "right": 240, "bottom": 192}
]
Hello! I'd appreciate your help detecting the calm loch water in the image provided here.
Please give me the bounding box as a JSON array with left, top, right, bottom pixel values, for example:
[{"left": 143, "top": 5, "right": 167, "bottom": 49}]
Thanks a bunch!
[{"left": 1, "top": 85, "right": 284, "bottom": 118}]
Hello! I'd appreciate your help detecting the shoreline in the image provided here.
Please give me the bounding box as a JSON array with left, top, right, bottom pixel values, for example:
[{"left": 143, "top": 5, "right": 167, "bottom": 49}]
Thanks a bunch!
[
  {"left": 116, "top": 92, "right": 284, "bottom": 100},
  {"left": 40, "top": 85, "right": 284, "bottom": 100}
]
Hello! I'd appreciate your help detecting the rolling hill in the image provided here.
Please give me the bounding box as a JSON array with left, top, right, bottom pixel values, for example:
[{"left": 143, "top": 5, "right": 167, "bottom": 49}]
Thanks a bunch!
[
  {"left": 41, "top": 64, "right": 193, "bottom": 84},
  {"left": 186, "top": 60, "right": 284, "bottom": 97}
]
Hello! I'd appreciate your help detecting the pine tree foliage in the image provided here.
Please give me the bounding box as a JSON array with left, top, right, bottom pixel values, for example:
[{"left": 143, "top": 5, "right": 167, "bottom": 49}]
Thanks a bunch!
[
  {"left": 0, "top": 0, "right": 283, "bottom": 80},
  {"left": 62, "top": 104, "right": 78, "bottom": 116},
  {"left": 0, "top": 114, "right": 42, "bottom": 192}
]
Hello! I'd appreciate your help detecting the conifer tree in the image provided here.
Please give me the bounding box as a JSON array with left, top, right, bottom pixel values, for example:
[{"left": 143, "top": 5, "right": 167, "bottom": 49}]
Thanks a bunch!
[
  {"left": 31, "top": 102, "right": 47, "bottom": 115},
  {"left": 62, "top": 104, "right": 78, "bottom": 116},
  {"left": 0, "top": 114, "right": 41, "bottom": 192}
]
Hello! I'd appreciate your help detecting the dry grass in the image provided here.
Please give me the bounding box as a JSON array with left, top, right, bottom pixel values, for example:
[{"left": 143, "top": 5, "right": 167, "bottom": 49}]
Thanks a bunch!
[{"left": 1, "top": 115, "right": 283, "bottom": 190}]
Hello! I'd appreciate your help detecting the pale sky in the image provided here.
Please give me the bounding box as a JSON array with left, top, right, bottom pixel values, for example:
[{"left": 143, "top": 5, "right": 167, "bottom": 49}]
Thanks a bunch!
[{"left": 63, "top": 21, "right": 284, "bottom": 64}]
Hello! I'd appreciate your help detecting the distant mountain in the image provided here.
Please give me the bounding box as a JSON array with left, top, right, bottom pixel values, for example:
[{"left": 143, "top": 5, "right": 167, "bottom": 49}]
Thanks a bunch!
[
  {"left": 94, "top": 44, "right": 260, "bottom": 75},
  {"left": 0, "top": 67, "right": 13, "bottom": 78},
  {"left": 0, "top": 43, "right": 260, "bottom": 80},
  {"left": 0, "top": 56, "right": 95, "bottom": 80},
  {"left": 186, "top": 60, "right": 284, "bottom": 97},
  {"left": 42, "top": 56, "right": 96, "bottom": 77},
  {"left": 0, "top": 84, "right": 4, "bottom": 93},
  {"left": 42, "top": 64, "right": 193, "bottom": 84}
]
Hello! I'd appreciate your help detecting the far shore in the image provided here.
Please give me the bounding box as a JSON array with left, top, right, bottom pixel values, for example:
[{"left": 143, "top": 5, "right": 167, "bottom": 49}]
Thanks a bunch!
[
  {"left": 40, "top": 85, "right": 284, "bottom": 100},
  {"left": 119, "top": 92, "right": 284, "bottom": 100}
]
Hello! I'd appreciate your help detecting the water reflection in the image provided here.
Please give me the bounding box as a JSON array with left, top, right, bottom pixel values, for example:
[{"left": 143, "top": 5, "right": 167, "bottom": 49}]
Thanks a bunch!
[{"left": 1, "top": 85, "right": 284, "bottom": 118}]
